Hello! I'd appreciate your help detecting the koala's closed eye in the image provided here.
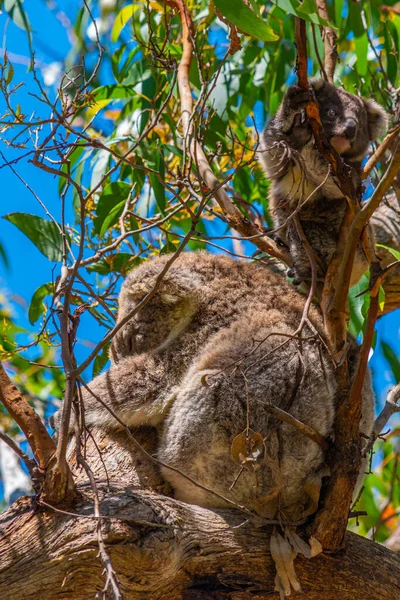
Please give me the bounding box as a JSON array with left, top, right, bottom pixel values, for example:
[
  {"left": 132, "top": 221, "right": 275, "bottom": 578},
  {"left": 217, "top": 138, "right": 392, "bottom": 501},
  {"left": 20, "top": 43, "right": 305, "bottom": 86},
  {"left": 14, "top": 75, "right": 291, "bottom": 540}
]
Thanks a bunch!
[{"left": 112, "top": 270, "right": 200, "bottom": 361}]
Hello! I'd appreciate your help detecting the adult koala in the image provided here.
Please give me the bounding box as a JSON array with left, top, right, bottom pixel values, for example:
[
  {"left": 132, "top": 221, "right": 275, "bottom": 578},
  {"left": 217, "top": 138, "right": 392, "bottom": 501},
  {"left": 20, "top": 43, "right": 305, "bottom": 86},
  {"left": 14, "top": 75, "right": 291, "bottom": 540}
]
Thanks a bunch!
[{"left": 53, "top": 252, "right": 374, "bottom": 522}]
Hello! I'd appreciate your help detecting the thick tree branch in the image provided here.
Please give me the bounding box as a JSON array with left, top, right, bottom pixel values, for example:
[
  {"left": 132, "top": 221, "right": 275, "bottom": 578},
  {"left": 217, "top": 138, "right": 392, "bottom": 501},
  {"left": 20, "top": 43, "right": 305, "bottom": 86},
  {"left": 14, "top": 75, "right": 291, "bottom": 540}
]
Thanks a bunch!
[
  {"left": 0, "top": 428, "right": 399, "bottom": 599},
  {"left": 329, "top": 142, "right": 400, "bottom": 331},
  {"left": 0, "top": 364, "right": 55, "bottom": 469},
  {"left": 294, "top": 18, "right": 400, "bottom": 554},
  {"left": 312, "top": 267, "right": 382, "bottom": 550},
  {"left": 0, "top": 362, "right": 75, "bottom": 503}
]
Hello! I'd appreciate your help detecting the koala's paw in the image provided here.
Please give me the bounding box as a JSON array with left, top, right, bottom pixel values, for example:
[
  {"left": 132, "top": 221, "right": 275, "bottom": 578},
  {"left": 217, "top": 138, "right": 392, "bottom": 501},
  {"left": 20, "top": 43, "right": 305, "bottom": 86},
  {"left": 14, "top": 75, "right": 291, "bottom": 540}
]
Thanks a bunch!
[{"left": 286, "top": 85, "right": 311, "bottom": 113}]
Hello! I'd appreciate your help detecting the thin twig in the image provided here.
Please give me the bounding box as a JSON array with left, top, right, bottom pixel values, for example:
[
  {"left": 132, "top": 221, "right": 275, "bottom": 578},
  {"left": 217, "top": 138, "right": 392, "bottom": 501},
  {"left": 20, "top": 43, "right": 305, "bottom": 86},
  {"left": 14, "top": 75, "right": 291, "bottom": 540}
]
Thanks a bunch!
[
  {"left": 362, "top": 124, "right": 400, "bottom": 180},
  {"left": 263, "top": 405, "right": 328, "bottom": 450},
  {"left": 316, "top": 0, "right": 338, "bottom": 83},
  {"left": 0, "top": 431, "right": 37, "bottom": 477}
]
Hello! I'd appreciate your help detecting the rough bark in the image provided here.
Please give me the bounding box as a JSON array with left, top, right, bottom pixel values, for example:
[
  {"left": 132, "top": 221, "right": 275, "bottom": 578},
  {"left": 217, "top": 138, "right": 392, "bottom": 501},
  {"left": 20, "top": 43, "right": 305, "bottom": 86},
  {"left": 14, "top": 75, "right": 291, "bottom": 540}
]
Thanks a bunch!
[{"left": 0, "top": 426, "right": 399, "bottom": 599}]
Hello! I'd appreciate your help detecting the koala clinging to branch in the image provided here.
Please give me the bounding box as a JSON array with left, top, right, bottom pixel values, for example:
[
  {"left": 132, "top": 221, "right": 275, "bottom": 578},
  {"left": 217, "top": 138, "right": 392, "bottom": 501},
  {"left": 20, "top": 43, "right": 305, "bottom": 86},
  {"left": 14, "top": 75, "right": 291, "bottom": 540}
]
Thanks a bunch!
[
  {"left": 259, "top": 80, "right": 388, "bottom": 287},
  {"left": 54, "top": 252, "right": 374, "bottom": 522}
]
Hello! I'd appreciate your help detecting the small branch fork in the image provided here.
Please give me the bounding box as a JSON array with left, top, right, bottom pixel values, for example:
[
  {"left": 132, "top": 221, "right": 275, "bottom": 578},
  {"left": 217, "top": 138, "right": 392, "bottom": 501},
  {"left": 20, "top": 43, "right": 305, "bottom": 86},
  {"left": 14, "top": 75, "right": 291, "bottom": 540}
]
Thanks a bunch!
[{"left": 294, "top": 17, "right": 400, "bottom": 551}]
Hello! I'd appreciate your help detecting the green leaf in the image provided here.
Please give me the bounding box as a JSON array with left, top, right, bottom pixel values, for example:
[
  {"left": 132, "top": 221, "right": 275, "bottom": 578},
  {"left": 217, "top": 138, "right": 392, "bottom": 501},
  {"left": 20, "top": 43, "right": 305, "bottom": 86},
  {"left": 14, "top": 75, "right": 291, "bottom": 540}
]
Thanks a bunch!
[
  {"left": 348, "top": 273, "right": 369, "bottom": 338},
  {"left": 0, "top": 240, "right": 9, "bottom": 270},
  {"left": 149, "top": 151, "right": 166, "bottom": 215},
  {"left": 5, "top": 59, "right": 14, "bottom": 85},
  {"left": 92, "top": 342, "right": 111, "bottom": 378},
  {"left": 378, "top": 285, "right": 386, "bottom": 313},
  {"left": 163, "top": 144, "right": 183, "bottom": 158},
  {"left": 4, "top": 0, "right": 32, "bottom": 32},
  {"left": 4, "top": 213, "right": 68, "bottom": 262},
  {"left": 376, "top": 243, "right": 400, "bottom": 261},
  {"left": 92, "top": 84, "right": 137, "bottom": 102},
  {"left": 213, "top": 0, "right": 279, "bottom": 42},
  {"left": 87, "top": 253, "right": 142, "bottom": 275},
  {"left": 103, "top": 201, "right": 127, "bottom": 237},
  {"left": 381, "top": 341, "right": 400, "bottom": 382},
  {"left": 334, "top": 0, "right": 344, "bottom": 28},
  {"left": 355, "top": 32, "right": 368, "bottom": 77},
  {"left": 272, "top": 0, "right": 334, "bottom": 27},
  {"left": 367, "top": 473, "right": 389, "bottom": 497},
  {"left": 29, "top": 283, "right": 53, "bottom": 325},
  {"left": 94, "top": 182, "right": 131, "bottom": 237},
  {"left": 111, "top": 4, "right": 138, "bottom": 42}
]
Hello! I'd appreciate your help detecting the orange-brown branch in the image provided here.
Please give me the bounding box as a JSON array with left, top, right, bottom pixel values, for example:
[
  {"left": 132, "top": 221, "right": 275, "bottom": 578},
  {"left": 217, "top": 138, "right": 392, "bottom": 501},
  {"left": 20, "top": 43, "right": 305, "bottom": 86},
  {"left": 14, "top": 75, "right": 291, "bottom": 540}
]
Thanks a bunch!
[
  {"left": 0, "top": 362, "right": 75, "bottom": 503},
  {"left": 167, "top": 0, "right": 291, "bottom": 265},
  {"left": 331, "top": 142, "right": 400, "bottom": 327},
  {"left": 0, "top": 362, "right": 56, "bottom": 470}
]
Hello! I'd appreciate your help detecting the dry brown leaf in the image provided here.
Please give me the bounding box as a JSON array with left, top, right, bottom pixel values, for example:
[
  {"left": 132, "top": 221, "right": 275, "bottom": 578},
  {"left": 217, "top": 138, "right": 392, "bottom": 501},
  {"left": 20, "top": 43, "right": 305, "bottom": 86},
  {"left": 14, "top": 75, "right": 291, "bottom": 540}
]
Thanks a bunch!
[
  {"left": 251, "top": 486, "right": 281, "bottom": 519},
  {"left": 285, "top": 527, "right": 313, "bottom": 559},
  {"left": 231, "top": 429, "right": 264, "bottom": 470}
]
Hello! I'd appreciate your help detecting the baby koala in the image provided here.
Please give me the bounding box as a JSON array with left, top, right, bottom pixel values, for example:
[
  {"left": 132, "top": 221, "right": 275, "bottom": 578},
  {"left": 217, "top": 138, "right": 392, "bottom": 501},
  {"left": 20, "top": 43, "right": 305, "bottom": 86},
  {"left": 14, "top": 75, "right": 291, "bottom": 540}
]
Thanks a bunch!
[
  {"left": 258, "top": 80, "right": 388, "bottom": 287},
  {"left": 54, "top": 252, "right": 374, "bottom": 522}
]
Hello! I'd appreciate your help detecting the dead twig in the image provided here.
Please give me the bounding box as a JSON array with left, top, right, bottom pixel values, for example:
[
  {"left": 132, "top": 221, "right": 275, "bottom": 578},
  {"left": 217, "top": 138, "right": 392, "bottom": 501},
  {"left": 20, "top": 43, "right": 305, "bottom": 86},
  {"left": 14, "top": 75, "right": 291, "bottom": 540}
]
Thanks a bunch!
[{"left": 263, "top": 405, "right": 329, "bottom": 451}]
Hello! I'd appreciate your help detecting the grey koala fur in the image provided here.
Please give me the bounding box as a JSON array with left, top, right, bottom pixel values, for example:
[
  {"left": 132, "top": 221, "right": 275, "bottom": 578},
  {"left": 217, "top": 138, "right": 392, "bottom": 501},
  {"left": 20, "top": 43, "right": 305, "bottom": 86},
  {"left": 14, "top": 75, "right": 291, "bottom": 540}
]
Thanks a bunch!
[
  {"left": 258, "top": 80, "right": 389, "bottom": 287},
  {"left": 56, "top": 252, "right": 374, "bottom": 522}
]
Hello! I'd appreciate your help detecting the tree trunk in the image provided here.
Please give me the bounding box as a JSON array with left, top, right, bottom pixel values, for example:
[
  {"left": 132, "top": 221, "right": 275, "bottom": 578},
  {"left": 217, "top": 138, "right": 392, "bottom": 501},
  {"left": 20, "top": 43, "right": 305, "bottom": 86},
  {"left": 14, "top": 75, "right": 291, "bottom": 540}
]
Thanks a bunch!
[{"left": 0, "top": 426, "right": 399, "bottom": 599}]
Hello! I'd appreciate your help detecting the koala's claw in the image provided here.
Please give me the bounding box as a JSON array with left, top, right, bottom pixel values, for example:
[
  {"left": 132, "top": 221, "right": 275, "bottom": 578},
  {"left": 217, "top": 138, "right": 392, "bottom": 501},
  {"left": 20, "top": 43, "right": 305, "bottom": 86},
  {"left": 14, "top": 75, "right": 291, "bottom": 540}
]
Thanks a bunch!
[{"left": 286, "top": 85, "right": 311, "bottom": 112}]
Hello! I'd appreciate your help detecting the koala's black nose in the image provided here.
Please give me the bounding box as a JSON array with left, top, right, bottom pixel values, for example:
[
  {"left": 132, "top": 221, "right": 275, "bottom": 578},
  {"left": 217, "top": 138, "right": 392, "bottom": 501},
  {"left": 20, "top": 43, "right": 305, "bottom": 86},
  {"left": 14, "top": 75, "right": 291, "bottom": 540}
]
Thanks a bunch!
[{"left": 343, "top": 118, "right": 357, "bottom": 140}]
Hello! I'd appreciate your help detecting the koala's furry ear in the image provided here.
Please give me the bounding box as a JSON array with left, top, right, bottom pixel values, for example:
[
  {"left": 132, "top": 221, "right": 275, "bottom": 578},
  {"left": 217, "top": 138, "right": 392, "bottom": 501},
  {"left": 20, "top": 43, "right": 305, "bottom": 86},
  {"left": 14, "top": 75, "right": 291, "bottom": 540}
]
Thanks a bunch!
[
  {"left": 309, "top": 78, "right": 325, "bottom": 92},
  {"left": 363, "top": 98, "right": 389, "bottom": 140}
]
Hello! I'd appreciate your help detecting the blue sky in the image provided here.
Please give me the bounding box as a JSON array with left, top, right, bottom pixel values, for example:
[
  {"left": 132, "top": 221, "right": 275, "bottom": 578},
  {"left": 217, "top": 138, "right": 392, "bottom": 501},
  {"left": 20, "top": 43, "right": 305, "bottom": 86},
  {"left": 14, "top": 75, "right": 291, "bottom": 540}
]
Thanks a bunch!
[
  {"left": 0, "top": 1, "right": 101, "bottom": 371},
  {"left": 0, "top": 0, "right": 399, "bottom": 415}
]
